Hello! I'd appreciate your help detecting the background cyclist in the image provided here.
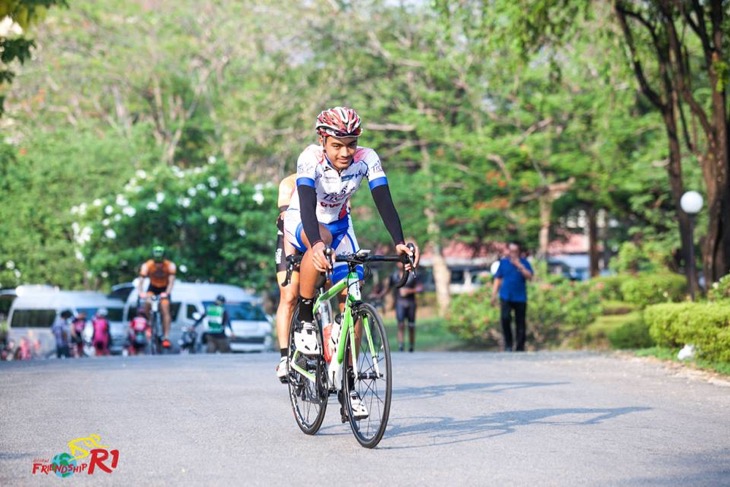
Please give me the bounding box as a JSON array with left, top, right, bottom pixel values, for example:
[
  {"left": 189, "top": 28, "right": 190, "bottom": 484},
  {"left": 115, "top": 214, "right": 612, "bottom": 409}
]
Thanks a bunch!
[
  {"left": 283, "top": 106, "right": 420, "bottom": 417},
  {"left": 275, "top": 173, "right": 300, "bottom": 381},
  {"left": 138, "top": 245, "right": 176, "bottom": 349}
]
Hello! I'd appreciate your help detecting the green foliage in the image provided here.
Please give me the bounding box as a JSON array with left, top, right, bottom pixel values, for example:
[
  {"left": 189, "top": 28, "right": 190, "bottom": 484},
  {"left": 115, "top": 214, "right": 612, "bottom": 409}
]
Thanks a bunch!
[
  {"left": 447, "top": 271, "right": 602, "bottom": 349},
  {"left": 447, "top": 286, "right": 502, "bottom": 347},
  {"left": 0, "top": 0, "right": 719, "bottom": 302},
  {"left": 611, "top": 242, "right": 646, "bottom": 274},
  {"left": 0, "top": 0, "right": 67, "bottom": 115},
  {"left": 77, "top": 160, "right": 277, "bottom": 292},
  {"left": 645, "top": 302, "right": 730, "bottom": 363},
  {"left": 708, "top": 274, "right": 730, "bottom": 302},
  {"left": 608, "top": 316, "right": 654, "bottom": 350},
  {"left": 590, "top": 275, "right": 631, "bottom": 302},
  {"left": 528, "top": 277, "right": 603, "bottom": 347},
  {"left": 620, "top": 273, "right": 687, "bottom": 308}
]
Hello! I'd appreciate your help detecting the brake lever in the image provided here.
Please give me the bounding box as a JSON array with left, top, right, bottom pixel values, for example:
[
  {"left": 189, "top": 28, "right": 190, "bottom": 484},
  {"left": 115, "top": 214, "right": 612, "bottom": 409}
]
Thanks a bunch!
[
  {"left": 324, "top": 247, "right": 335, "bottom": 282},
  {"left": 282, "top": 255, "right": 297, "bottom": 287},
  {"left": 405, "top": 243, "right": 417, "bottom": 279}
]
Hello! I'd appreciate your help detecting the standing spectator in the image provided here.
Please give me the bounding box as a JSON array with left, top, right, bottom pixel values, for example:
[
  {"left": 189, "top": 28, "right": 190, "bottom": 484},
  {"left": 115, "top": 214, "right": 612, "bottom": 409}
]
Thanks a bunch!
[
  {"left": 51, "top": 310, "right": 73, "bottom": 359},
  {"left": 491, "top": 242, "right": 534, "bottom": 352},
  {"left": 92, "top": 308, "right": 111, "bottom": 357},
  {"left": 195, "top": 295, "right": 234, "bottom": 354},
  {"left": 379, "top": 262, "right": 424, "bottom": 352}
]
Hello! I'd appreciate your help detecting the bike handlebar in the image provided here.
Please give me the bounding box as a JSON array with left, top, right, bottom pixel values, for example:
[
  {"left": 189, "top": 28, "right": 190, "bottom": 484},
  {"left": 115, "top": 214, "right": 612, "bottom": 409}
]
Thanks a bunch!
[{"left": 281, "top": 244, "right": 416, "bottom": 288}]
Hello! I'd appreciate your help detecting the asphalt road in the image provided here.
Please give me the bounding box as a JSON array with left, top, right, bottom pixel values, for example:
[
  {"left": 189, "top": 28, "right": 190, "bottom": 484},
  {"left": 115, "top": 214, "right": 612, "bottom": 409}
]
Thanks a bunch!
[{"left": 1, "top": 351, "right": 729, "bottom": 486}]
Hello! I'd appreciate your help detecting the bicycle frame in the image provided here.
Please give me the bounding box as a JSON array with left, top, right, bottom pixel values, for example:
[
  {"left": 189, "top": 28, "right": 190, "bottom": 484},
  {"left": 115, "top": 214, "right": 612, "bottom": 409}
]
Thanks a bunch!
[{"left": 290, "top": 265, "right": 379, "bottom": 389}]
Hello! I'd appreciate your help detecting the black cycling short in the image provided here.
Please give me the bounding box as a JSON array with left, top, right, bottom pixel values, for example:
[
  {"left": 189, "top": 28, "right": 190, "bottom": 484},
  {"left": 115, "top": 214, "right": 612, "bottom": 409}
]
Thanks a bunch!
[{"left": 146, "top": 285, "right": 171, "bottom": 301}]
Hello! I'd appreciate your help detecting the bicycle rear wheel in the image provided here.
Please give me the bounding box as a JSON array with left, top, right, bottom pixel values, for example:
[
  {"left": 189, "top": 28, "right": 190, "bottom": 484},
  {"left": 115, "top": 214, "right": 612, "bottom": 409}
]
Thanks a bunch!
[
  {"left": 287, "top": 306, "right": 328, "bottom": 435},
  {"left": 344, "top": 303, "right": 392, "bottom": 448}
]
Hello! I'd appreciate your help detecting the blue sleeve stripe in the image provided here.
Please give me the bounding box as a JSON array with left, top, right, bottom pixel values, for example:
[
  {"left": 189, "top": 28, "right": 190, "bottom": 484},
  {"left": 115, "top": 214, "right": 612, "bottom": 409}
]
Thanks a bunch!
[
  {"left": 368, "top": 177, "right": 388, "bottom": 190},
  {"left": 296, "top": 177, "right": 315, "bottom": 188}
]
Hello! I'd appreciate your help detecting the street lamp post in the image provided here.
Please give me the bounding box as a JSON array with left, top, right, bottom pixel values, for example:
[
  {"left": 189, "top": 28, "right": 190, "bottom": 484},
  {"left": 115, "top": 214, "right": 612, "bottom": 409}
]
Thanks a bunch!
[{"left": 680, "top": 190, "right": 704, "bottom": 301}]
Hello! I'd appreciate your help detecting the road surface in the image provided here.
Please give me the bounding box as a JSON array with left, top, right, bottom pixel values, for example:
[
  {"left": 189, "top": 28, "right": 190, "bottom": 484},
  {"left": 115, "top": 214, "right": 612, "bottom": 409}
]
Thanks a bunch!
[{"left": 1, "top": 351, "right": 729, "bottom": 486}]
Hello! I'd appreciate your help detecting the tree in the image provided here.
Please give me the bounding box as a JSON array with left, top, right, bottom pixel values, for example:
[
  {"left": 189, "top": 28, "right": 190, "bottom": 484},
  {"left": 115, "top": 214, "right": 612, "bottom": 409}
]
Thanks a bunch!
[
  {"left": 0, "top": 0, "right": 66, "bottom": 116},
  {"left": 77, "top": 159, "right": 278, "bottom": 292},
  {"left": 614, "top": 0, "right": 730, "bottom": 286}
]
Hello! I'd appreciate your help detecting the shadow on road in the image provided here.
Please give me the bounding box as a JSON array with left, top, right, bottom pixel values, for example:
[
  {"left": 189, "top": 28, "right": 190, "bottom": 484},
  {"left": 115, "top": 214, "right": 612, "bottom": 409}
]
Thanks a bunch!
[
  {"left": 394, "top": 381, "right": 569, "bottom": 400},
  {"left": 384, "top": 406, "right": 652, "bottom": 449}
]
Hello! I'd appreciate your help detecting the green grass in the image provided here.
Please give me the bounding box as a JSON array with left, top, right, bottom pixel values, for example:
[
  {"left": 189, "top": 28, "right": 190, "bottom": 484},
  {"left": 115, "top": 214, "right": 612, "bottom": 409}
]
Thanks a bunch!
[
  {"left": 635, "top": 347, "right": 730, "bottom": 376},
  {"left": 382, "top": 316, "right": 471, "bottom": 352}
]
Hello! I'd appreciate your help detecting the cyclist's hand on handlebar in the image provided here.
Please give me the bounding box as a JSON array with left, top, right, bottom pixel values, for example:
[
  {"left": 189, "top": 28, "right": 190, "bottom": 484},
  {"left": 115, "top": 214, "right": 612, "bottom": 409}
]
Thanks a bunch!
[
  {"left": 311, "top": 241, "right": 333, "bottom": 273},
  {"left": 396, "top": 242, "right": 419, "bottom": 271}
]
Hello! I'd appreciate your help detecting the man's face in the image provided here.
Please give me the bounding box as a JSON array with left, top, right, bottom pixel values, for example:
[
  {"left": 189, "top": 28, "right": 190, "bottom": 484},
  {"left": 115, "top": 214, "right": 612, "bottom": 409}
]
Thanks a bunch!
[
  {"left": 508, "top": 244, "right": 520, "bottom": 259},
  {"left": 321, "top": 135, "right": 358, "bottom": 171}
]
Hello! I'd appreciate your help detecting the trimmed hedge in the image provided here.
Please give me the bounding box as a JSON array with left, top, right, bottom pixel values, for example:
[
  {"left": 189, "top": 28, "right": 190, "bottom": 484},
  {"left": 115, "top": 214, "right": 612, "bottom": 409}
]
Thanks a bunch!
[
  {"left": 620, "top": 273, "right": 687, "bottom": 308},
  {"left": 608, "top": 317, "right": 654, "bottom": 349},
  {"left": 645, "top": 302, "right": 730, "bottom": 362}
]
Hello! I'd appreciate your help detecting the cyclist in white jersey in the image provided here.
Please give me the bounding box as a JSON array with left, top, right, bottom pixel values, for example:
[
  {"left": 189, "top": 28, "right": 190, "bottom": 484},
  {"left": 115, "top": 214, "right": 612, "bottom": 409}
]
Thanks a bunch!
[{"left": 283, "top": 106, "right": 420, "bottom": 417}]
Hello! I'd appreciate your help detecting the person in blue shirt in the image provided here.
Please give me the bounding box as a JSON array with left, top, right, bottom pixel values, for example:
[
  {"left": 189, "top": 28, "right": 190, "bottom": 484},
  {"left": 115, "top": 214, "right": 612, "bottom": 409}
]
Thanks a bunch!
[{"left": 491, "top": 242, "right": 534, "bottom": 352}]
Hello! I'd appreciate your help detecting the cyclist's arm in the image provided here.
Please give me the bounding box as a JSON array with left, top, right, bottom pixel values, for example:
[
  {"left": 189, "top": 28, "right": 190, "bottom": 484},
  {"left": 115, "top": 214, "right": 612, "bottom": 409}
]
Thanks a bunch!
[
  {"left": 298, "top": 184, "right": 323, "bottom": 246},
  {"left": 371, "top": 184, "right": 404, "bottom": 245},
  {"left": 165, "top": 274, "right": 175, "bottom": 295},
  {"left": 137, "top": 263, "right": 148, "bottom": 296}
]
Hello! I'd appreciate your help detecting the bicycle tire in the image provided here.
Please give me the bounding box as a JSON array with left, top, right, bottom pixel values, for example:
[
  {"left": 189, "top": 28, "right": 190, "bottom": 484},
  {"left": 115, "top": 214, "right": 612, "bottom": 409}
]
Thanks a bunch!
[
  {"left": 287, "top": 305, "right": 328, "bottom": 435},
  {"left": 344, "top": 302, "right": 392, "bottom": 448}
]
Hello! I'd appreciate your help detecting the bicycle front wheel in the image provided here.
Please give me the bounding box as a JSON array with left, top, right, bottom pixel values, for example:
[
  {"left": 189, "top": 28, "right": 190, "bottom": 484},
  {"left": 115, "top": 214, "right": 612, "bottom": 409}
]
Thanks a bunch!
[
  {"left": 287, "top": 306, "right": 328, "bottom": 435},
  {"left": 150, "top": 314, "right": 161, "bottom": 355},
  {"left": 344, "top": 302, "right": 392, "bottom": 448}
]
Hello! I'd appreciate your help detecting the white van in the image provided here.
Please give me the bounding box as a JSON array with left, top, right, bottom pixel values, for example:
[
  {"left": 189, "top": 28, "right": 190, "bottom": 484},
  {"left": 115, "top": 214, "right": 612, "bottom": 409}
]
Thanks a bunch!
[
  {"left": 7, "top": 290, "right": 126, "bottom": 358},
  {"left": 124, "top": 280, "right": 273, "bottom": 353}
]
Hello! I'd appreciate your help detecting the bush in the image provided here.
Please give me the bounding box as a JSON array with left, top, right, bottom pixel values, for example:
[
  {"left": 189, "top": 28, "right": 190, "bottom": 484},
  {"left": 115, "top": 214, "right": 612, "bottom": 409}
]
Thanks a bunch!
[
  {"left": 608, "top": 316, "right": 654, "bottom": 349},
  {"left": 447, "top": 274, "right": 602, "bottom": 349},
  {"left": 591, "top": 275, "right": 631, "bottom": 301},
  {"left": 645, "top": 302, "right": 730, "bottom": 362},
  {"left": 447, "top": 286, "right": 501, "bottom": 347},
  {"left": 610, "top": 240, "right": 676, "bottom": 274},
  {"left": 708, "top": 274, "right": 730, "bottom": 302},
  {"left": 620, "top": 273, "right": 687, "bottom": 308}
]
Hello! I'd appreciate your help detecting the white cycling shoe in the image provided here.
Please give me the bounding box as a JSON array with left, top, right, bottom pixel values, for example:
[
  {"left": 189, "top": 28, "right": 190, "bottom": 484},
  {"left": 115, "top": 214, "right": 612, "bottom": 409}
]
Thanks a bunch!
[
  {"left": 349, "top": 392, "right": 369, "bottom": 420},
  {"left": 276, "top": 356, "right": 289, "bottom": 383},
  {"left": 293, "top": 321, "right": 320, "bottom": 356}
]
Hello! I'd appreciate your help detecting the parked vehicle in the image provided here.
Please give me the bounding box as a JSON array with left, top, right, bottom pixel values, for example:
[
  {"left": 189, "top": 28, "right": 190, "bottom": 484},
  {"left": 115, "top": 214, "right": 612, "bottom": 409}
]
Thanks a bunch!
[
  {"left": 123, "top": 280, "right": 273, "bottom": 353},
  {"left": 7, "top": 290, "right": 125, "bottom": 358}
]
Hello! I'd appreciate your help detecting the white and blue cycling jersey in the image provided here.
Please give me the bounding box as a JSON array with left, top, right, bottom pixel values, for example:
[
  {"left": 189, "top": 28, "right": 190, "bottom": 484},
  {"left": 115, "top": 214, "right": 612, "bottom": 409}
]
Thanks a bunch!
[
  {"left": 287, "top": 144, "right": 388, "bottom": 224},
  {"left": 284, "top": 144, "right": 389, "bottom": 281}
]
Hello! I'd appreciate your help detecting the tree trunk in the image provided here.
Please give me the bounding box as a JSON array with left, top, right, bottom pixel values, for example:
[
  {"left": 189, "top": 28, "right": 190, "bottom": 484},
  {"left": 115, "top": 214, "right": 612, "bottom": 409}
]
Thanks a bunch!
[
  {"left": 538, "top": 195, "right": 551, "bottom": 260},
  {"left": 587, "top": 206, "right": 600, "bottom": 277},
  {"left": 701, "top": 47, "right": 730, "bottom": 283},
  {"left": 420, "top": 143, "right": 450, "bottom": 316},
  {"left": 661, "top": 110, "right": 694, "bottom": 292}
]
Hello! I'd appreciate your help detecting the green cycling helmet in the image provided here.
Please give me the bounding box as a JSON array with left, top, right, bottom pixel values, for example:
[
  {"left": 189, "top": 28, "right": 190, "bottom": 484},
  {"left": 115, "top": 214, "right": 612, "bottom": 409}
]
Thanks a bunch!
[{"left": 152, "top": 245, "right": 165, "bottom": 261}]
